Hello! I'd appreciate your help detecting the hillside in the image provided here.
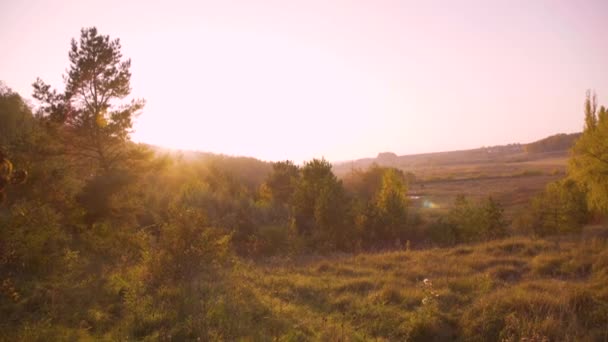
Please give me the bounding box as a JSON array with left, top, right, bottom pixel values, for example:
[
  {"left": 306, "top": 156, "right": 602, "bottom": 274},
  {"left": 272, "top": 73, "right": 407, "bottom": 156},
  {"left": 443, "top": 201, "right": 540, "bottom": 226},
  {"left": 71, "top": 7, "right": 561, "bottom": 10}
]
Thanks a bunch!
[
  {"left": 524, "top": 133, "right": 582, "bottom": 154},
  {"left": 333, "top": 133, "right": 580, "bottom": 176}
]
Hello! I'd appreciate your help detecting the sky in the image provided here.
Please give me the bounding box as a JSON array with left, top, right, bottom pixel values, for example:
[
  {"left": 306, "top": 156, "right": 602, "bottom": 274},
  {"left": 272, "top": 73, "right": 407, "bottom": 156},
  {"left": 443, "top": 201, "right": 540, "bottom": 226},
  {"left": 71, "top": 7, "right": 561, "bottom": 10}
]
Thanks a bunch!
[{"left": 1, "top": 0, "right": 607, "bottom": 162}]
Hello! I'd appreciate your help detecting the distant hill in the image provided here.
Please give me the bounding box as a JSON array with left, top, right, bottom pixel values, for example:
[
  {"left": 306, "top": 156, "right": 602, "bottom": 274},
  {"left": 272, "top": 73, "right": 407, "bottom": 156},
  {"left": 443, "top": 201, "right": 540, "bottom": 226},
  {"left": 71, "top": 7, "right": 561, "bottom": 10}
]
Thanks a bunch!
[
  {"left": 523, "top": 133, "right": 581, "bottom": 154},
  {"left": 145, "top": 132, "right": 581, "bottom": 179},
  {"left": 333, "top": 132, "right": 581, "bottom": 175},
  {"left": 146, "top": 145, "right": 273, "bottom": 188}
]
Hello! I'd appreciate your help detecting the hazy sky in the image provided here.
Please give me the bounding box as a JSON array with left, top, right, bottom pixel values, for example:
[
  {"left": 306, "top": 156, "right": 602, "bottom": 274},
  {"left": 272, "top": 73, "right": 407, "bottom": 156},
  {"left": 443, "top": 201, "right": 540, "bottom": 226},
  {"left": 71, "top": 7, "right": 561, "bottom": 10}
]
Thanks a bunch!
[{"left": 1, "top": 0, "right": 607, "bottom": 162}]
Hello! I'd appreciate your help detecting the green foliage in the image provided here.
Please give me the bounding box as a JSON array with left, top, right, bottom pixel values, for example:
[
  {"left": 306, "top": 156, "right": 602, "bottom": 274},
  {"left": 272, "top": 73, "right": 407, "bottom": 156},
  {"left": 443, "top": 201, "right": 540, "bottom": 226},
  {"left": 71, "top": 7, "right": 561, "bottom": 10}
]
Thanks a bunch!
[
  {"left": 518, "top": 179, "right": 588, "bottom": 236},
  {"left": 427, "top": 217, "right": 458, "bottom": 246},
  {"left": 291, "top": 158, "right": 350, "bottom": 251},
  {"left": 265, "top": 160, "right": 300, "bottom": 203},
  {"left": 569, "top": 91, "right": 608, "bottom": 214},
  {"left": 346, "top": 165, "right": 412, "bottom": 248},
  {"left": 0, "top": 201, "right": 74, "bottom": 336},
  {"left": 0, "top": 83, "right": 35, "bottom": 150},
  {"left": 0, "top": 85, "right": 32, "bottom": 201},
  {"left": 430, "top": 195, "right": 506, "bottom": 245},
  {"left": 147, "top": 208, "right": 231, "bottom": 285},
  {"left": 29, "top": 27, "right": 163, "bottom": 229},
  {"left": 343, "top": 163, "right": 387, "bottom": 202},
  {"left": 253, "top": 160, "right": 301, "bottom": 252},
  {"left": 374, "top": 168, "right": 409, "bottom": 242},
  {"left": 0, "top": 201, "right": 67, "bottom": 279},
  {"left": 201, "top": 154, "right": 271, "bottom": 194},
  {"left": 76, "top": 169, "right": 136, "bottom": 224},
  {"left": 251, "top": 224, "right": 291, "bottom": 256},
  {"left": 0, "top": 150, "right": 28, "bottom": 203},
  {"left": 481, "top": 197, "right": 507, "bottom": 239},
  {"left": 33, "top": 27, "right": 145, "bottom": 172}
]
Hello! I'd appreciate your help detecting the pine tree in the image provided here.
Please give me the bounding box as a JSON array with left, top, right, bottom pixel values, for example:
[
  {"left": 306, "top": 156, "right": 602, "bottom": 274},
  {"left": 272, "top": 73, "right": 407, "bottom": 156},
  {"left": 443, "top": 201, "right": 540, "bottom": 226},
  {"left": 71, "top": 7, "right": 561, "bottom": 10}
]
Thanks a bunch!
[{"left": 33, "top": 27, "right": 145, "bottom": 172}]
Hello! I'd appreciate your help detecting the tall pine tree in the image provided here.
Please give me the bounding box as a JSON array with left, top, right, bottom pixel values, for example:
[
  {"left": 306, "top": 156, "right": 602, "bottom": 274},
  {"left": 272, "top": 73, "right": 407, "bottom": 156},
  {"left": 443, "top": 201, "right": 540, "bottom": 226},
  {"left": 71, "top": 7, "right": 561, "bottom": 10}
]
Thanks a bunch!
[{"left": 33, "top": 27, "right": 145, "bottom": 172}]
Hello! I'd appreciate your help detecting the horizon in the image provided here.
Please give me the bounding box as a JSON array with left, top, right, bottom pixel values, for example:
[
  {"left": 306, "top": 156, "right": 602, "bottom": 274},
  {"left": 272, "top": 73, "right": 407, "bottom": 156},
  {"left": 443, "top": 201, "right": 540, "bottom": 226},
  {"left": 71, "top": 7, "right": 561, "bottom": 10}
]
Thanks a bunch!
[
  {"left": 150, "top": 130, "right": 578, "bottom": 164},
  {"left": 1, "top": 0, "right": 607, "bottom": 162}
]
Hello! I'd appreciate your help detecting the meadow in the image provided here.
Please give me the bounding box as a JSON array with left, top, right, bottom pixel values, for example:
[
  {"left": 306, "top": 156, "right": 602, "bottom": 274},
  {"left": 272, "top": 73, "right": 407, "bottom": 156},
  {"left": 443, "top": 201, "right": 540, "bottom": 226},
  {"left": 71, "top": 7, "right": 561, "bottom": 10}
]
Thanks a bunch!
[
  {"left": 336, "top": 143, "right": 572, "bottom": 219},
  {"left": 229, "top": 233, "right": 608, "bottom": 341}
]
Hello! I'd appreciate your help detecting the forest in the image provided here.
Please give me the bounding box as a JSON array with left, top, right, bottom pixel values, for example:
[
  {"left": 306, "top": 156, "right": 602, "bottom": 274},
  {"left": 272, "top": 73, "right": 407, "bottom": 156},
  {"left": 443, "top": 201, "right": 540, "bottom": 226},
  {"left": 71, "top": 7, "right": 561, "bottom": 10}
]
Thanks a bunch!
[{"left": 1, "top": 28, "right": 608, "bottom": 341}]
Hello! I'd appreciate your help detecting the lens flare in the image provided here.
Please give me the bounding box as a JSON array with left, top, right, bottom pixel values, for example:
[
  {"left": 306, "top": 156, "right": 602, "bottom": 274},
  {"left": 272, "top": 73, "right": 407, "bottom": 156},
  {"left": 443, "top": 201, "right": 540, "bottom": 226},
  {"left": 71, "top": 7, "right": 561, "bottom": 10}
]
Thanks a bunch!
[{"left": 423, "top": 199, "right": 439, "bottom": 209}]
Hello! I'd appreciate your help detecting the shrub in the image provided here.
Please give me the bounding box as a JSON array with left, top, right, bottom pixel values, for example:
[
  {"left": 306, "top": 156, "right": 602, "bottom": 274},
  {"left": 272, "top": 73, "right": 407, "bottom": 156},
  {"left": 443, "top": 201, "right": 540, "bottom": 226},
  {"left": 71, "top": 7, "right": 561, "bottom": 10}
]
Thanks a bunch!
[
  {"left": 517, "top": 179, "right": 589, "bottom": 236},
  {"left": 429, "top": 195, "right": 506, "bottom": 245}
]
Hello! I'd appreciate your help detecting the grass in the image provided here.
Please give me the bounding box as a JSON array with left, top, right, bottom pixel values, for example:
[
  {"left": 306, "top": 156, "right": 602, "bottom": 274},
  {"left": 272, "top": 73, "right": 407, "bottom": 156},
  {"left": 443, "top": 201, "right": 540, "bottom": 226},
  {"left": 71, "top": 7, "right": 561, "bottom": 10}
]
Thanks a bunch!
[
  {"left": 396, "top": 154, "right": 569, "bottom": 220},
  {"left": 4, "top": 234, "right": 606, "bottom": 341},
  {"left": 230, "top": 234, "right": 608, "bottom": 341}
]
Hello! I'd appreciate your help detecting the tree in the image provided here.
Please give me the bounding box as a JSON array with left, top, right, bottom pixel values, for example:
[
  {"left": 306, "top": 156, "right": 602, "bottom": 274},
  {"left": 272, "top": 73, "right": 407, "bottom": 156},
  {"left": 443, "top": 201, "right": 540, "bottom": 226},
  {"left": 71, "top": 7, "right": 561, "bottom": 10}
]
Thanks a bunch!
[
  {"left": 291, "top": 158, "right": 349, "bottom": 250},
  {"left": 342, "top": 163, "right": 386, "bottom": 202},
  {"left": 446, "top": 195, "right": 477, "bottom": 242},
  {"left": 480, "top": 197, "right": 506, "bottom": 239},
  {"left": 0, "top": 83, "right": 35, "bottom": 150},
  {"left": 344, "top": 165, "right": 413, "bottom": 248},
  {"left": 0, "top": 150, "right": 27, "bottom": 203},
  {"left": 265, "top": 160, "right": 300, "bottom": 203},
  {"left": 31, "top": 28, "right": 156, "bottom": 225},
  {"left": 0, "top": 85, "right": 31, "bottom": 201},
  {"left": 569, "top": 91, "right": 608, "bottom": 214},
  {"left": 148, "top": 208, "right": 231, "bottom": 285},
  {"left": 430, "top": 195, "right": 506, "bottom": 245},
  {"left": 520, "top": 179, "right": 588, "bottom": 236},
  {"left": 33, "top": 27, "right": 144, "bottom": 172},
  {"left": 375, "top": 168, "right": 409, "bottom": 241}
]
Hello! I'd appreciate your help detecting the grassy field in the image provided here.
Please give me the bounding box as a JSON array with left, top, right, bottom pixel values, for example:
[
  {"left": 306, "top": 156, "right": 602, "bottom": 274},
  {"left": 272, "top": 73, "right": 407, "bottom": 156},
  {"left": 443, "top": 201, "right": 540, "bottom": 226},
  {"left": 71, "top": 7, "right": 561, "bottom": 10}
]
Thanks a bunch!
[
  {"left": 230, "top": 233, "right": 608, "bottom": 341},
  {"left": 410, "top": 156, "right": 568, "bottom": 182},
  {"left": 204, "top": 149, "right": 608, "bottom": 341},
  {"left": 409, "top": 173, "right": 564, "bottom": 219},
  {"left": 404, "top": 152, "right": 571, "bottom": 221},
  {"left": 337, "top": 147, "right": 570, "bottom": 220}
]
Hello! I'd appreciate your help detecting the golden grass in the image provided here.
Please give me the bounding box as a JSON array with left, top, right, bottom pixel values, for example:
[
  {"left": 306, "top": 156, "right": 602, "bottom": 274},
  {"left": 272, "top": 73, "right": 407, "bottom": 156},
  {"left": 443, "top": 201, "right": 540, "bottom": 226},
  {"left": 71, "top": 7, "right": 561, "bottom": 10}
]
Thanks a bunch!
[{"left": 234, "top": 235, "right": 608, "bottom": 341}]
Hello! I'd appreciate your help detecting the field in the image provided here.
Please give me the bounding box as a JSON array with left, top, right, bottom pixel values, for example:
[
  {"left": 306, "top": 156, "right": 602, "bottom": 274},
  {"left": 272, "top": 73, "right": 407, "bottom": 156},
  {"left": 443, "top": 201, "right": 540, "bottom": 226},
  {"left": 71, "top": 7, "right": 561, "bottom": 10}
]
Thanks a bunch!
[
  {"left": 336, "top": 147, "right": 571, "bottom": 220},
  {"left": 233, "top": 233, "right": 608, "bottom": 341},
  {"left": 207, "top": 147, "right": 606, "bottom": 341},
  {"left": 408, "top": 158, "right": 567, "bottom": 219}
]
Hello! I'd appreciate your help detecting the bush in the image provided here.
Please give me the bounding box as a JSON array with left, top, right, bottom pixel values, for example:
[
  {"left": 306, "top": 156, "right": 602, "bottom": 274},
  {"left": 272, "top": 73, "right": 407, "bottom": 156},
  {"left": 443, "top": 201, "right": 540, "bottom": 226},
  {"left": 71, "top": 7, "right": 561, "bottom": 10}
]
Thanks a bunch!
[
  {"left": 429, "top": 196, "right": 506, "bottom": 245},
  {"left": 461, "top": 281, "right": 608, "bottom": 342},
  {"left": 517, "top": 179, "right": 589, "bottom": 236},
  {"left": 253, "top": 224, "right": 290, "bottom": 257}
]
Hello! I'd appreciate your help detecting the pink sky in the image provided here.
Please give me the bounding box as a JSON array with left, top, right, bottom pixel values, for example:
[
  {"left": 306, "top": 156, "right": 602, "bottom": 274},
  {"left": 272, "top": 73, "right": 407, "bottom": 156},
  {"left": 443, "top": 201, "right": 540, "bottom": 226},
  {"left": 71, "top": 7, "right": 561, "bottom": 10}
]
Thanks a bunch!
[{"left": 1, "top": 0, "right": 607, "bottom": 162}]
